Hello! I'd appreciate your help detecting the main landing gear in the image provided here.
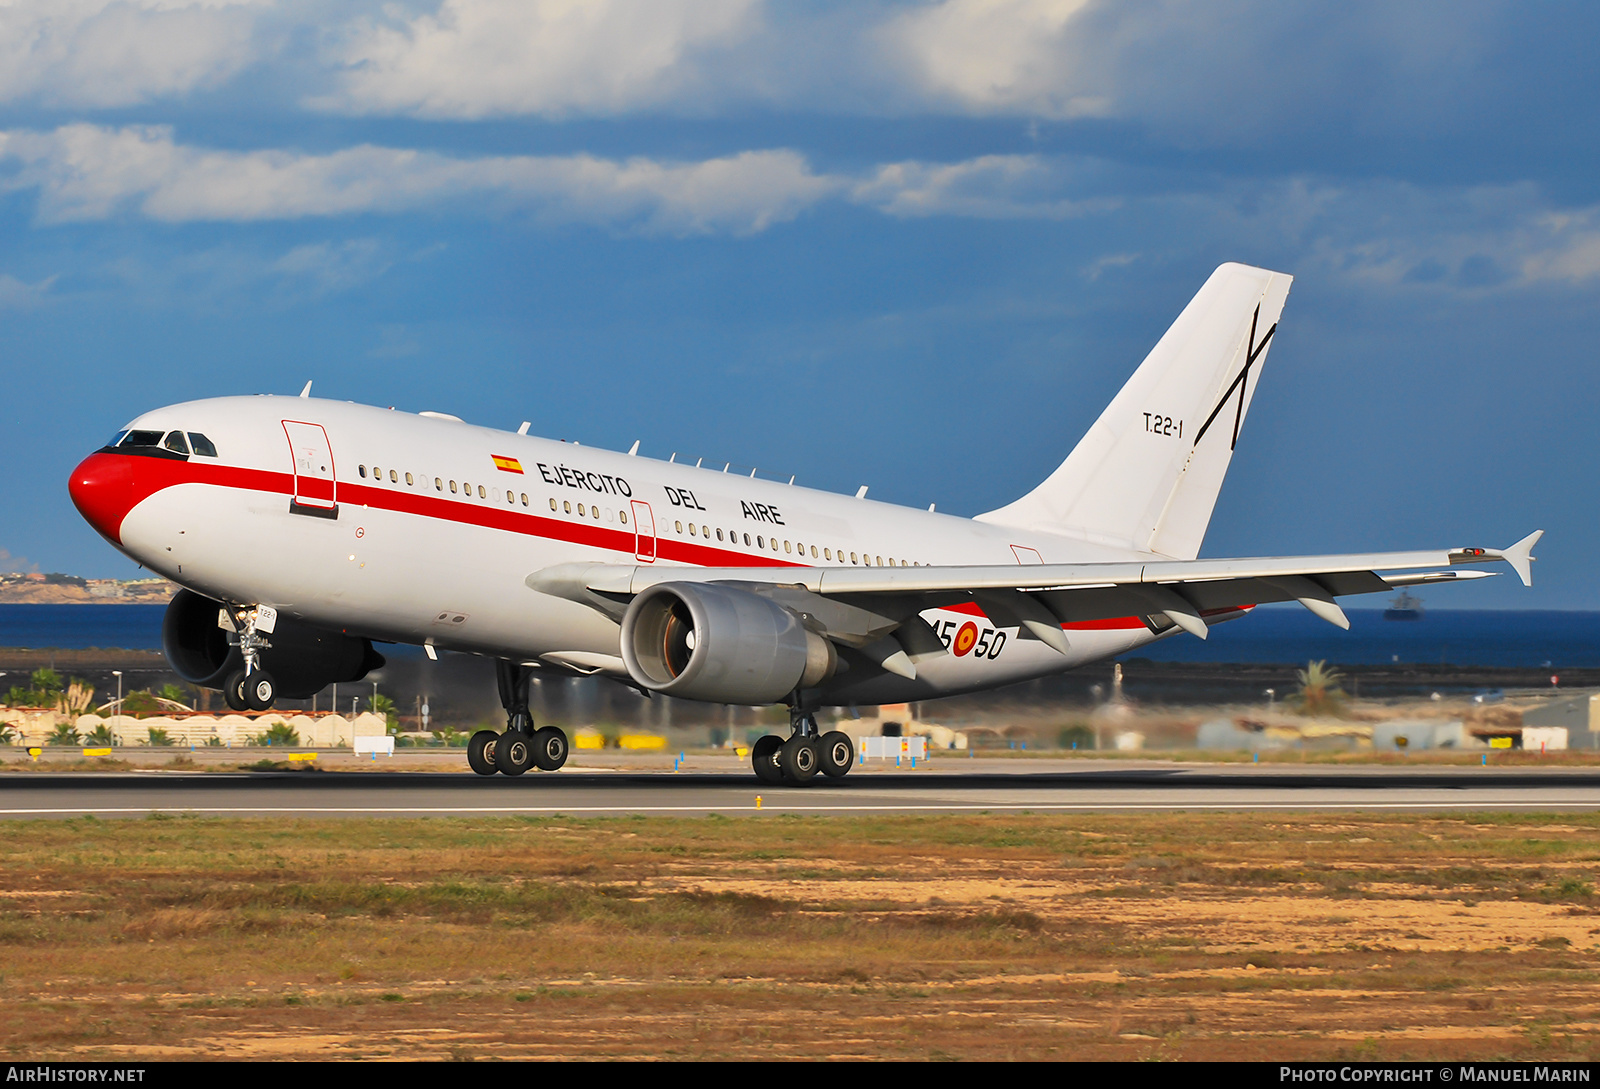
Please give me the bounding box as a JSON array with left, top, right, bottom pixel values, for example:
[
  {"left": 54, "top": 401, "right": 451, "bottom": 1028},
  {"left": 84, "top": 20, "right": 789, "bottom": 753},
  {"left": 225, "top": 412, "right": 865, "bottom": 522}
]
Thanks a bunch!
[
  {"left": 220, "top": 605, "right": 277, "bottom": 712},
  {"left": 752, "top": 707, "right": 854, "bottom": 787},
  {"left": 469, "top": 660, "right": 569, "bottom": 777}
]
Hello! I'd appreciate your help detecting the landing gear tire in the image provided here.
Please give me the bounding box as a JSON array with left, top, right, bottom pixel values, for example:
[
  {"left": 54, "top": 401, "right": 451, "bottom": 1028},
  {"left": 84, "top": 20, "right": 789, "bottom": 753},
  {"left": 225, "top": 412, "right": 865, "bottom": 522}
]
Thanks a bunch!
[
  {"left": 223, "top": 671, "right": 249, "bottom": 712},
  {"left": 779, "top": 735, "right": 820, "bottom": 784},
  {"left": 467, "top": 730, "right": 500, "bottom": 776},
  {"left": 495, "top": 730, "right": 534, "bottom": 776},
  {"left": 752, "top": 734, "right": 784, "bottom": 784},
  {"left": 243, "top": 672, "right": 276, "bottom": 712},
  {"left": 531, "top": 726, "right": 569, "bottom": 771},
  {"left": 819, "top": 731, "right": 854, "bottom": 778}
]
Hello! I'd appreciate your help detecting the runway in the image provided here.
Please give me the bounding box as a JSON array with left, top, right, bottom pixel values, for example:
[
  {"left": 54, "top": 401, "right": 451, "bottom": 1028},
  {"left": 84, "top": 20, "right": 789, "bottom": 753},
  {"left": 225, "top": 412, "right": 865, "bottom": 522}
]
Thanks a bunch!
[{"left": 2, "top": 759, "right": 1599, "bottom": 817}]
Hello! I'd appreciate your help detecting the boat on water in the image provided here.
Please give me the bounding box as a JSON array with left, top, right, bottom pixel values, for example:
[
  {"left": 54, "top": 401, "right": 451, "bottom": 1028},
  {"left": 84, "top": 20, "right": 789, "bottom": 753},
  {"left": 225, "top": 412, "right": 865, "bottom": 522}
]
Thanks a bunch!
[{"left": 1383, "top": 591, "right": 1425, "bottom": 621}]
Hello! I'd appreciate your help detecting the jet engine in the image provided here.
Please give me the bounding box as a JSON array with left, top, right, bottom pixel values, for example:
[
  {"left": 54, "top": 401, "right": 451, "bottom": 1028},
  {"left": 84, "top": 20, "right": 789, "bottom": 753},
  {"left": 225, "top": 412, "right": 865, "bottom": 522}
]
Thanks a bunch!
[
  {"left": 162, "top": 588, "right": 385, "bottom": 700},
  {"left": 619, "top": 582, "right": 836, "bottom": 704}
]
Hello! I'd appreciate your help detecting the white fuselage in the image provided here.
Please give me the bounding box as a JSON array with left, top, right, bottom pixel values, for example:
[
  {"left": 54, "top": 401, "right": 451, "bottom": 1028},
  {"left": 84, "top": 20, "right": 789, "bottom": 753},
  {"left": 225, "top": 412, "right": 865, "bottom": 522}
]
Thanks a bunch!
[{"left": 94, "top": 395, "right": 1174, "bottom": 705}]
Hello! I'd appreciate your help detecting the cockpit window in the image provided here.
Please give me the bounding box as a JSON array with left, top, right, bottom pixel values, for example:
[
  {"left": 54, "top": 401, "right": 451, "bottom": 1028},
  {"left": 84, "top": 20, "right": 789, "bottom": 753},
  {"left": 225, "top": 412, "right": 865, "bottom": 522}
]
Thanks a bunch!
[
  {"left": 163, "top": 431, "right": 190, "bottom": 455},
  {"left": 120, "top": 430, "right": 164, "bottom": 448},
  {"left": 188, "top": 433, "right": 217, "bottom": 457},
  {"left": 106, "top": 430, "right": 128, "bottom": 448}
]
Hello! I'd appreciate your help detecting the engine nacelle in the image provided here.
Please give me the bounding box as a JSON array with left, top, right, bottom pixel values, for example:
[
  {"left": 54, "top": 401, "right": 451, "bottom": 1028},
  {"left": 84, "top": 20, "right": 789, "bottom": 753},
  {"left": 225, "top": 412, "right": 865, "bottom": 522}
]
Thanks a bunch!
[
  {"left": 162, "top": 589, "right": 385, "bottom": 700},
  {"left": 619, "top": 582, "right": 836, "bottom": 704}
]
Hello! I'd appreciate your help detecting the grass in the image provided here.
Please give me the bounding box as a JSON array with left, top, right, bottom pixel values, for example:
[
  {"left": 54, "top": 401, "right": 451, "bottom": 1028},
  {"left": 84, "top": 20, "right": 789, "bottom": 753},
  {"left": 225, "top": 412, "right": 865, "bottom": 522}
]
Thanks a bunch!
[{"left": 0, "top": 812, "right": 1596, "bottom": 1060}]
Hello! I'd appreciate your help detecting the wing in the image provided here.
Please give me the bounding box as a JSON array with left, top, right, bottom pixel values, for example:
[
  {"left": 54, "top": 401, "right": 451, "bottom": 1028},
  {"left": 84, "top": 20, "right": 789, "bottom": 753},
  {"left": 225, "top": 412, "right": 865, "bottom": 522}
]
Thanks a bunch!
[{"left": 527, "top": 532, "right": 1542, "bottom": 669}]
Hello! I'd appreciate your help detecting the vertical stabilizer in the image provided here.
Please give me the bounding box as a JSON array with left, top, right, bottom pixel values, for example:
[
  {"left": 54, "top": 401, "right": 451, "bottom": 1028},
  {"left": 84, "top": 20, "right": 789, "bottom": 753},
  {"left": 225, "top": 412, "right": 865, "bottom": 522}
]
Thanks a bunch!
[{"left": 976, "top": 263, "right": 1292, "bottom": 559}]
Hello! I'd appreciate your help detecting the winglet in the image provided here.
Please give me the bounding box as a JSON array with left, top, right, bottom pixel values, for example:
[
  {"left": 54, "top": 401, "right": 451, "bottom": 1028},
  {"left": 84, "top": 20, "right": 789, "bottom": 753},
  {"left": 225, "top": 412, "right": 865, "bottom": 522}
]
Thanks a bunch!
[
  {"left": 299, "top": 381, "right": 312, "bottom": 398},
  {"left": 1499, "top": 530, "right": 1542, "bottom": 588}
]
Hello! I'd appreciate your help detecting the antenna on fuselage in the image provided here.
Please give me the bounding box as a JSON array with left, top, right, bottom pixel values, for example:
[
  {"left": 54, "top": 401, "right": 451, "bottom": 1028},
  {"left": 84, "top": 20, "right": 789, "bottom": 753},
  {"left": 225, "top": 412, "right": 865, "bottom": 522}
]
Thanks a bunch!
[
  {"left": 517, "top": 422, "right": 530, "bottom": 435},
  {"left": 627, "top": 441, "right": 639, "bottom": 456},
  {"left": 299, "top": 381, "right": 312, "bottom": 398},
  {"left": 855, "top": 485, "right": 869, "bottom": 499}
]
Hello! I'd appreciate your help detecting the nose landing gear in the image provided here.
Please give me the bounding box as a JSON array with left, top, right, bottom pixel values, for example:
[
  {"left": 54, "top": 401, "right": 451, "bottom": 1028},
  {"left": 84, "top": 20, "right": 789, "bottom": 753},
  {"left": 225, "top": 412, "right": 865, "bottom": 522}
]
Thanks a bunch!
[
  {"left": 751, "top": 706, "right": 854, "bottom": 786},
  {"left": 469, "top": 660, "right": 570, "bottom": 777},
  {"left": 221, "top": 605, "right": 277, "bottom": 712}
]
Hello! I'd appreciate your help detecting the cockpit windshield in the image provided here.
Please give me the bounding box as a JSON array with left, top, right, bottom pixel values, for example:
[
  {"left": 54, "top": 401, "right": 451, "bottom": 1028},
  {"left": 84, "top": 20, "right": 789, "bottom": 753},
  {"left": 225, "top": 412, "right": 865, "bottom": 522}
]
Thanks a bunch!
[{"left": 112, "top": 429, "right": 217, "bottom": 457}]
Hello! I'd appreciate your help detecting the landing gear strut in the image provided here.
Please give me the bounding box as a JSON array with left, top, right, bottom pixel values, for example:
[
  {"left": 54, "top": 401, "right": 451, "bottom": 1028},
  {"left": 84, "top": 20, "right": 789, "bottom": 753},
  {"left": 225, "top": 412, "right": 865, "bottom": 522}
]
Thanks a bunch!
[
  {"left": 222, "top": 605, "right": 276, "bottom": 712},
  {"left": 751, "top": 705, "right": 854, "bottom": 787},
  {"left": 469, "top": 660, "right": 569, "bottom": 777}
]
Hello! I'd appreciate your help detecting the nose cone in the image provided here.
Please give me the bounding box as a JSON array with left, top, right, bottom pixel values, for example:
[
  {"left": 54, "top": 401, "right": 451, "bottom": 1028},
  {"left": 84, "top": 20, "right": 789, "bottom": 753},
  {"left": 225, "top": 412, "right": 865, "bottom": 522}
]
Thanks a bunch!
[{"left": 69, "top": 451, "right": 137, "bottom": 546}]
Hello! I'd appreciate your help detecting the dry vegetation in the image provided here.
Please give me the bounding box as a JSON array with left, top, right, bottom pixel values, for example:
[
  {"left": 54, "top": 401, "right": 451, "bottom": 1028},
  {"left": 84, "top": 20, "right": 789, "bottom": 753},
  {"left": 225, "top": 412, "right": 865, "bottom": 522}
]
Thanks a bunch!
[{"left": 0, "top": 813, "right": 1597, "bottom": 1061}]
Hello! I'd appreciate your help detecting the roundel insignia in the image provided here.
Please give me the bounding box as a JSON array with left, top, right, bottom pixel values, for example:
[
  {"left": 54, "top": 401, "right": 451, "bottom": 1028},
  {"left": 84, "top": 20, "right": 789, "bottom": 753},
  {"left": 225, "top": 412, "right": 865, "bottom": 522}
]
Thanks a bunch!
[{"left": 952, "top": 621, "right": 979, "bottom": 657}]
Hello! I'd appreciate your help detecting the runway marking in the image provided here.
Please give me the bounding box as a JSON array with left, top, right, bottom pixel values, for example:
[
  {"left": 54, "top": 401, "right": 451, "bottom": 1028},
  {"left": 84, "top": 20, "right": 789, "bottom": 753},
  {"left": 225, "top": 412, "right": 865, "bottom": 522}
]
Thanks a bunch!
[{"left": 2, "top": 800, "right": 1599, "bottom": 816}]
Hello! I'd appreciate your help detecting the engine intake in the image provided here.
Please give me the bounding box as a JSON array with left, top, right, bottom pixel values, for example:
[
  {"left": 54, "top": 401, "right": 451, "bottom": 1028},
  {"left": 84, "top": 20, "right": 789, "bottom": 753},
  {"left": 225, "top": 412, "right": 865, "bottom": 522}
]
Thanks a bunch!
[
  {"left": 162, "top": 588, "right": 385, "bottom": 700},
  {"left": 619, "top": 582, "right": 836, "bottom": 704}
]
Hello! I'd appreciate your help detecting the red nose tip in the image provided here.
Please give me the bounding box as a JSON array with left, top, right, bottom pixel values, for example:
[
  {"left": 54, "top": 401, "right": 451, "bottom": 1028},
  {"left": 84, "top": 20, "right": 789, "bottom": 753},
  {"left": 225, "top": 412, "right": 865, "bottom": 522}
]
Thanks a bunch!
[{"left": 69, "top": 450, "right": 137, "bottom": 546}]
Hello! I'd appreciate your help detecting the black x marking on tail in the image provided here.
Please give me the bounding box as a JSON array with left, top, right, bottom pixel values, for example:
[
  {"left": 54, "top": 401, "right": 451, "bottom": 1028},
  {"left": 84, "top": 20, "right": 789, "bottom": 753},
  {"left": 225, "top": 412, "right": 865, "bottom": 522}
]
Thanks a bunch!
[{"left": 1192, "top": 303, "right": 1276, "bottom": 451}]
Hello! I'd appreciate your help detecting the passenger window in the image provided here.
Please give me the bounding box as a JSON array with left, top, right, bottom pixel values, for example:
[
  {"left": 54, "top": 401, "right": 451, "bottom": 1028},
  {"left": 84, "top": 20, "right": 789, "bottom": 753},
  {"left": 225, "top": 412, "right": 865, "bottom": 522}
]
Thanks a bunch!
[
  {"left": 389, "top": 469, "right": 398, "bottom": 483},
  {"left": 579, "top": 504, "right": 587, "bottom": 517},
  {"left": 359, "top": 465, "right": 368, "bottom": 478},
  {"left": 876, "top": 556, "right": 883, "bottom": 566},
  {"left": 784, "top": 541, "right": 792, "bottom": 554},
  {"left": 506, "top": 491, "right": 515, "bottom": 505},
  {"left": 619, "top": 510, "right": 627, "bottom": 525},
  {"left": 373, "top": 466, "right": 381, "bottom": 478},
  {"left": 435, "top": 477, "right": 443, "bottom": 491},
  {"left": 405, "top": 472, "right": 414, "bottom": 486},
  {"left": 549, "top": 498, "right": 557, "bottom": 511},
  {"left": 162, "top": 432, "right": 189, "bottom": 454},
  {"left": 120, "top": 430, "right": 163, "bottom": 447},
  {"left": 188, "top": 433, "right": 217, "bottom": 457},
  {"left": 521, "top": 494, "right": 528, "bottom": 506},
  {"left": 756, "top": 536, "right": 764, "bottom": 548},
  {"left": 593, "top": 507, "right": 600, "bottom": 520},
  {"left": 811, "top": 546, "right": 818, "bottom": 559},
  {"left": 743, "top": 533, "right": 751, "bottom": 546},
  {"left": 450, "top": 481, "right": 457, "bottom": 493},
  {"left": 824, "top": 548, "right": 831, "bottom": 560},
  {"left": 850, "top": 552, "right": 858, "bottom": 564},
  {"left": 675, "top": 520, "right": 683, "bottom": 533},
  {"left": 478, "top": 485, "right": 486, "bottom": 499},
  {"left": 564, "top": 501, "right": 571, "bottom": 513},
  {"left": 716, "top": 529, "right": 724, "bottom": 541}
]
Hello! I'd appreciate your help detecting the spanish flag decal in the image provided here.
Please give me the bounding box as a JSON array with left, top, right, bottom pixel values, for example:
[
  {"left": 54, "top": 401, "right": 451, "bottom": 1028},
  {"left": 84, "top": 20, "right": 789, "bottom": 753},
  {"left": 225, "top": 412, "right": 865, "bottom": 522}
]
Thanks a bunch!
[{"left": 491, "top": 454, "right": 524, "bottom": 474}]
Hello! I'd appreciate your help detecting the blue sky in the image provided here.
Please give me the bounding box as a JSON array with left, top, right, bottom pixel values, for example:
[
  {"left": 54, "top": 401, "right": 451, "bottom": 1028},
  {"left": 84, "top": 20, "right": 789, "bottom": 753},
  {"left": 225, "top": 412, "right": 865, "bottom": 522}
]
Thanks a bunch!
[{"left": 1, "top": 0, "right": 1596, "bottom": 608}]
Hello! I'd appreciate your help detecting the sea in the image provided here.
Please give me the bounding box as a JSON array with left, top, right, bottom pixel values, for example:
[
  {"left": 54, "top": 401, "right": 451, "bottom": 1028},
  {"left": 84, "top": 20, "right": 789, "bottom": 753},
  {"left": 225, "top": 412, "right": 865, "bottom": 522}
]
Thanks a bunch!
[{"left": 1, "top": 604, "right": 1597, "bottom": 669}]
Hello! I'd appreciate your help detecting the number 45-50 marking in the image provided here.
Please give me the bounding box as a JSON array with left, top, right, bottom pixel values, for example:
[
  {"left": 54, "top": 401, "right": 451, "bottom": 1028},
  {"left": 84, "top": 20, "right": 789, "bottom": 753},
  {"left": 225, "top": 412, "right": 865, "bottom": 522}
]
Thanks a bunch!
[{"left": 934, "top": 619, "right": 1007, "bottom": 660}]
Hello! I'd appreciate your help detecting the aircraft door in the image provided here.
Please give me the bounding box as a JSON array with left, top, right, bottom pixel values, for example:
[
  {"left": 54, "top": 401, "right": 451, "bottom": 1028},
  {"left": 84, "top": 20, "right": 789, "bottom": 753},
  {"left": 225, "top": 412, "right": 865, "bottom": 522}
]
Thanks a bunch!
[
  {"left": 282, "top": 421, "right": 338, "bottom": 517},
  {"left": 631, "top": 500, "right": 656, "bottom": 562}
]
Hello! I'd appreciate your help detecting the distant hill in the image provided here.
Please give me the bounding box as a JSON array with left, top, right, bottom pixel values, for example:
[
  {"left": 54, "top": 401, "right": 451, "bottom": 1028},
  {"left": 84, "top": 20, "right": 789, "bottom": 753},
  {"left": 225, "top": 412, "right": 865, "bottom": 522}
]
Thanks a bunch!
[{"left": 0, "top": 574, "right": 177, "bottom": 605}]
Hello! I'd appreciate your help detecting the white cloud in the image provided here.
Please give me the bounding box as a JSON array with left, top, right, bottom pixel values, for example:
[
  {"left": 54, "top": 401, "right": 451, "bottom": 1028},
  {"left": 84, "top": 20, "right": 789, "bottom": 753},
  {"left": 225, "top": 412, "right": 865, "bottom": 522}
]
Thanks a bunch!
[
  {"left": 879, "top": 0, "right": 1109, "bottom": 118},
  {"left": 0, "top": 272, "right": 57, "bottom": 308},
  {"left": 0, "top": 0, "right": 266, "bottom": 107},
  {"left": 852, "top": 154, "right": 1116, "bottom": 219},
  {"left": 0, "top": 125, "right": 844, "bottom": 235},
  {"left": 320, "top": 0, "right": 759, "bottom": 118}
]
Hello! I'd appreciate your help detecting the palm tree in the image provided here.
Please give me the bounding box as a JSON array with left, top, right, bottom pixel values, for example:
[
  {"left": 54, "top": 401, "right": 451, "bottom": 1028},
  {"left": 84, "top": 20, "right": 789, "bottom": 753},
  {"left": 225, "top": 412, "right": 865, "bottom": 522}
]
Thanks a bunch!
[{"left": 1289, "top": 660, "right": 1347, "bottom": 716}]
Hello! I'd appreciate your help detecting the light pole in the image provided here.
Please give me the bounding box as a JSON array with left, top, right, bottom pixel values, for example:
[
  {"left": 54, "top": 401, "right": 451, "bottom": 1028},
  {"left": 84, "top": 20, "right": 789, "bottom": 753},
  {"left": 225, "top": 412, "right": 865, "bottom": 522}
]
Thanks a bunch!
[{"left": 112, "top": 670, "right": 123, "bottom": 723}]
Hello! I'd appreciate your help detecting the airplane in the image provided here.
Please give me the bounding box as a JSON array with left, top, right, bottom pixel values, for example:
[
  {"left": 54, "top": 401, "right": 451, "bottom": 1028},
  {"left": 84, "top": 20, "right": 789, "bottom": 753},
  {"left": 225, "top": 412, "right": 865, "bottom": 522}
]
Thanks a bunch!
[{"left": 67, "top": 262, "right": 1541, "bottom": 785}]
